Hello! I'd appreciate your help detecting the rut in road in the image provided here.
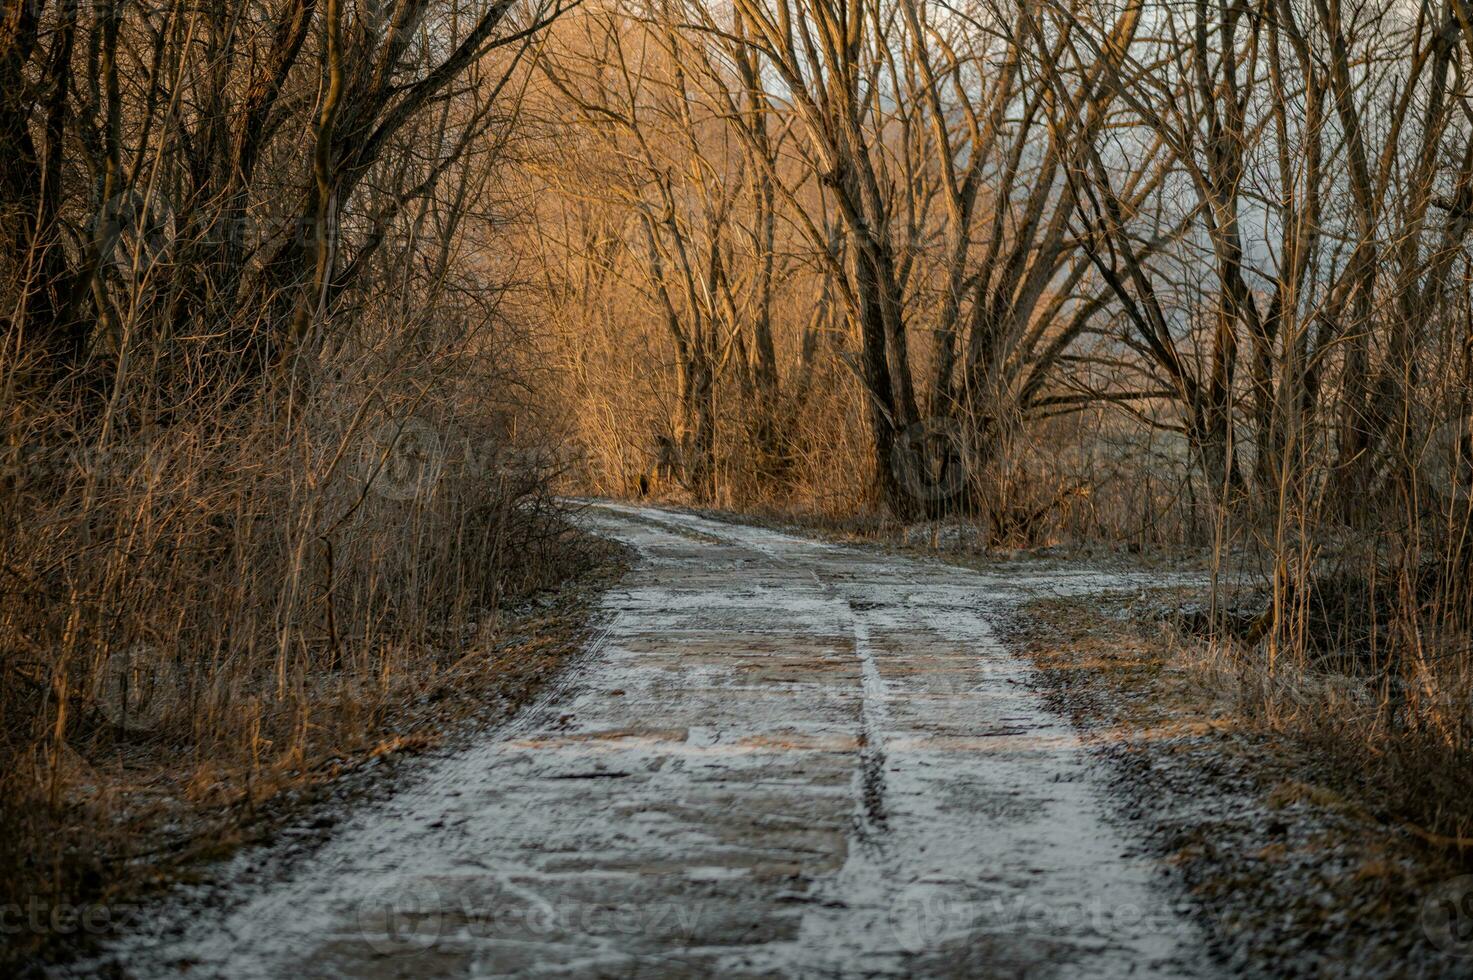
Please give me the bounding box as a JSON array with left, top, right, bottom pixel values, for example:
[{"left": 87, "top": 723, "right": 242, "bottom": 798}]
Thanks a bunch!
[{"left": 103, "top": 503, "right": 1215, "bottom": 979}]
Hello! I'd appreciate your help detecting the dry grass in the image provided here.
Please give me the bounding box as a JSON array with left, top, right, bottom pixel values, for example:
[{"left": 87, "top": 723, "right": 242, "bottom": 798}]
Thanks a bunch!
[
  {"left": 0, "top": 567, "right": 626, "bottom": 969},
  {"left": 1011, "top": 588, "right": 1468, "bottom": 975},
  {"left": 0, "top": 393, "right": 625, "bottom": 969},
  {"left": 1, "top": 223, "right": 615, "bottom": 973},
  {"left": 1184, "top": 563, "right": 1473, "bottom": 854}
]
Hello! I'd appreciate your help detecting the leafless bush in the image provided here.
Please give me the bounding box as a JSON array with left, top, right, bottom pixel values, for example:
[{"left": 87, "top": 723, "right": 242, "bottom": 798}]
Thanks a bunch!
[{"left": 0, "top": 0, "right": 592, "bottom": 938}]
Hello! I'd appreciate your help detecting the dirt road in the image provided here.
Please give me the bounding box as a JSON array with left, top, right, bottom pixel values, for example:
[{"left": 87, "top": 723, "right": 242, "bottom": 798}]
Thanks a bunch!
[{"left": 107, "top": 503, "right": 1214, "bottom": 978}]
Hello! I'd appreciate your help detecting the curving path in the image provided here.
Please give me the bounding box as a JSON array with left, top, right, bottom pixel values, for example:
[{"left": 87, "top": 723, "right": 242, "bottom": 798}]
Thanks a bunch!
[{"left": 108, "top": 503, "right": 1214, "bottom": 979}]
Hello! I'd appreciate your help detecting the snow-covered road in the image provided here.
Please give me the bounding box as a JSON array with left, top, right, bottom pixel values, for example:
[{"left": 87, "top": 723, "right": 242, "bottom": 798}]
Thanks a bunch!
[{"left": 110, "top": 503, "right": 1215, "bottom": 978}]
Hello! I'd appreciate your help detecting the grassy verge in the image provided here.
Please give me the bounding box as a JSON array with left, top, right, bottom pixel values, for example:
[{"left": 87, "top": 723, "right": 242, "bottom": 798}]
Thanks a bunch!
[
  {"left": 3, "top": 530, "right": 630, "bottom": 975},
  {"left": 1006, "top": 589, "right": 1473, "bottom": 977}
]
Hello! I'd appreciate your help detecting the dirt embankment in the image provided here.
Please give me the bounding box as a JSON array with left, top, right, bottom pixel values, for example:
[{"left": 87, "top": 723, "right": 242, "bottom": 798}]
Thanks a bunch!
[{"left": 1004, "top": 590, "right": 1473, "bottom": 979}]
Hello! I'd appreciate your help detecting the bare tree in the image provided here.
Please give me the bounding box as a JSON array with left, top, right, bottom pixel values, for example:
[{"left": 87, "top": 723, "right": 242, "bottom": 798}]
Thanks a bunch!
[{"left": 689, "top": 0, "right": 1142, "bottom": 515}]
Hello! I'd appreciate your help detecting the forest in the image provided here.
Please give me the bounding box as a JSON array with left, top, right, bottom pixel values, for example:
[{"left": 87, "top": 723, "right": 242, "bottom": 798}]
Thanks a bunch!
[{"left": 4, "top": 0, "right": 1473, "bottom": 973}]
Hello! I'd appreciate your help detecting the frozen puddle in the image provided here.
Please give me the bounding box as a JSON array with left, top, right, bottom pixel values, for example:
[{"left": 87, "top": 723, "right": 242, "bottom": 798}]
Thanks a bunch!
[{"left": 102, "top": 503, "right": 1214, "bottom": 978}]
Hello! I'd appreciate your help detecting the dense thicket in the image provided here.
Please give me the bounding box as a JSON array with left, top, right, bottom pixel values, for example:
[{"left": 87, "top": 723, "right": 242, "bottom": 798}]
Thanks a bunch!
[{"left": 0, "top": 0, "right": 589, "bottom": 928}]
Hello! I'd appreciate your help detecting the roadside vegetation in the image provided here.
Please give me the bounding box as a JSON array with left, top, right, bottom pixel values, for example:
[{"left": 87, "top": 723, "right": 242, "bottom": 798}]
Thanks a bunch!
[
  {"left": 1009, "top": 587, "right": 1469, "bottom": 975},
  {"left": 0, "top": 0, "right": 615, "bottom": 967},
  {"left": 7, "top": 0, "right": 1473, "bottom": 969}
]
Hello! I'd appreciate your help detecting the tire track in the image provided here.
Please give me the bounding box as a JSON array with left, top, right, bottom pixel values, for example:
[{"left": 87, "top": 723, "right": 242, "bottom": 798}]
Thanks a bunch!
[{"left": 91, "top": 503, "right": 1217, "bottom": 980}]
